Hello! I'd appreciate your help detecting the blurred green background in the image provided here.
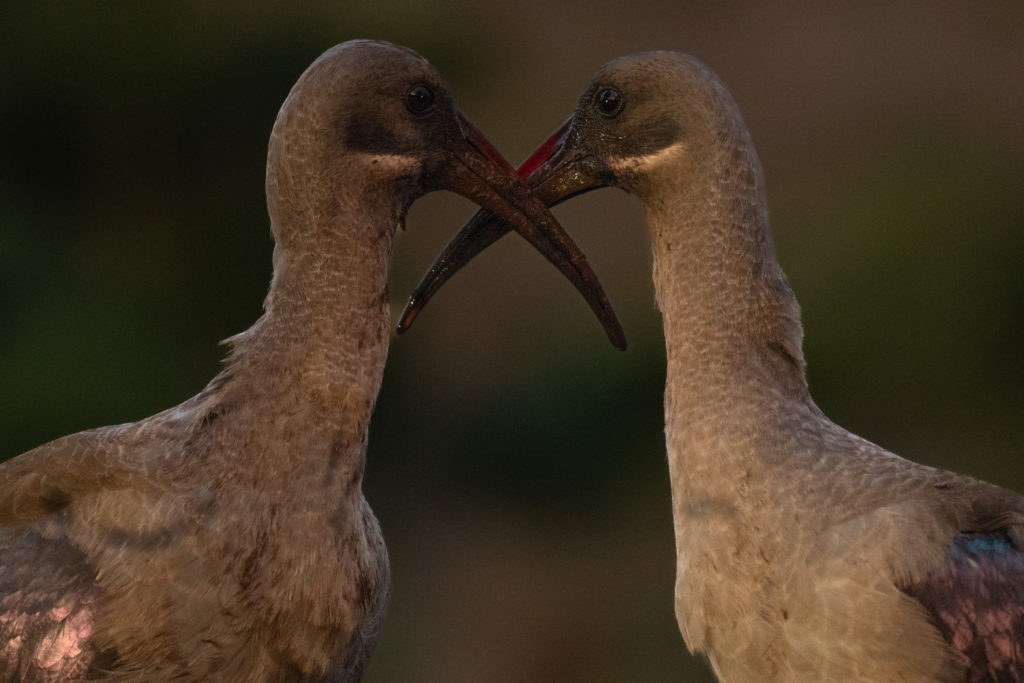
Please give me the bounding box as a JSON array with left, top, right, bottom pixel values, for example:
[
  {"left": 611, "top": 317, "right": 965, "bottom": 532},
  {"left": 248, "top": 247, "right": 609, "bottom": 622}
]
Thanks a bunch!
[{"left": 2, "top": 2, "right": 1023, "bottom": 681}]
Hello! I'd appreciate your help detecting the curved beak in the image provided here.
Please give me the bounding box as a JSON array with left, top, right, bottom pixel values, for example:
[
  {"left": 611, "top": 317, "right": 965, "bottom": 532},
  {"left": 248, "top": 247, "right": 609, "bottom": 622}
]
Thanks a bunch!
[
  {"left": 399, "top": 116, "right": 622, "bottom": 348},
  {"left": 423, "top": 112, "right": 622, "bottom": 348},
  {"left": 418, "top": 112, "right": 624, "bottom": 349}
]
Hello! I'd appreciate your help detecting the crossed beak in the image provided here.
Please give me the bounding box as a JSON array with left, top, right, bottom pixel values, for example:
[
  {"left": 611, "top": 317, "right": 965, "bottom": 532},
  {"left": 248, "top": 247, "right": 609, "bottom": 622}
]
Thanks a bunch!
[{"left": 402, "top": 115, "right": 624, "bottom": 349}]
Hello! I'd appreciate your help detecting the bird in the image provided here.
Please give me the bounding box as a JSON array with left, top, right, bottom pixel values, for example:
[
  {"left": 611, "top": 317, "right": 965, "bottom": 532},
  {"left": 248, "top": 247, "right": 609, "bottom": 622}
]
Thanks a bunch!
[
  {"left": 399, "top": 51, "right": 1024, "bottom": 682},
  {"left": 0, "top": 39, "right": 624, "bottom": 681}
]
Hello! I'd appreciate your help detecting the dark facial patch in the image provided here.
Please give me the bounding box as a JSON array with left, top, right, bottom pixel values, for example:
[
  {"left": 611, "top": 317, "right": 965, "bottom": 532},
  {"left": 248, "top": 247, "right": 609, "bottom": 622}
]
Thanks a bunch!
[
  {"left": 344, "top": 114, "right": 406, "bottom": 156},
  {"left": 628, "top": 116, "right": 682, "bottom": 157}
]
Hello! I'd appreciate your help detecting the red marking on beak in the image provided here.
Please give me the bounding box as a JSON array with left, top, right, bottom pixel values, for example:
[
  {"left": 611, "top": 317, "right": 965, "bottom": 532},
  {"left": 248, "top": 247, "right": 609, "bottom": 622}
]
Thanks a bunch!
[{"left": 517, "top": 117, "right": 572, "bottom": 178}]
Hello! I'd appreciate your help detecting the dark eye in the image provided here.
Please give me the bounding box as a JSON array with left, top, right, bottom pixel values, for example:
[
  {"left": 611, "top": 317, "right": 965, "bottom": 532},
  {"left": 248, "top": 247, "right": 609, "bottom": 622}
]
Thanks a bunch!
[
  {"left": 595, "top": 87, "right": 624, "bottom": 117},
  {"left": 406, "top": 84, "right": 435, "bottom": 115}
]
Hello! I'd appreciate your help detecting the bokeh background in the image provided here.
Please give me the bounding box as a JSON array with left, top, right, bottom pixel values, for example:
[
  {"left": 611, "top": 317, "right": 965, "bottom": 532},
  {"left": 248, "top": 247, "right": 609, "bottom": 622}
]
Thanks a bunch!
[{"left": 2, "top": 2, "right": 1023, "bottom": 681}]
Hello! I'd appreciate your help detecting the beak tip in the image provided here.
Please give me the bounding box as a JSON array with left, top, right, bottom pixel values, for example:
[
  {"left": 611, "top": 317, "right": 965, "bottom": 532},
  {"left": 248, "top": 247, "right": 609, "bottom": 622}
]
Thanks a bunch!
[
  {"left": 396, "top": 306, "right": 417, "bottom": 334},
  {"left": 609, "top": 327, "right": 628, "bottom": 351}
]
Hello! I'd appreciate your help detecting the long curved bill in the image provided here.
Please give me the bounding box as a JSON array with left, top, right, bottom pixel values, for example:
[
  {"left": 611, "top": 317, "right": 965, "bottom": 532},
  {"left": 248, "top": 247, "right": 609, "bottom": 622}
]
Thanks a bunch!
[{"left": 403, "top": 115, "right": 625, "bottom": 350}]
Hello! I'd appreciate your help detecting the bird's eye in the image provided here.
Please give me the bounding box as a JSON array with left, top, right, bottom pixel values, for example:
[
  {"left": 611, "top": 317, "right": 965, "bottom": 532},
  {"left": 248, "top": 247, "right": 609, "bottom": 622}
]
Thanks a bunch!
[
  {"left": 595, "top": 87, "right": 624, "bottom": 117},
  {"left": 406, "top": 84, "right": 436, "bottom": 115}
]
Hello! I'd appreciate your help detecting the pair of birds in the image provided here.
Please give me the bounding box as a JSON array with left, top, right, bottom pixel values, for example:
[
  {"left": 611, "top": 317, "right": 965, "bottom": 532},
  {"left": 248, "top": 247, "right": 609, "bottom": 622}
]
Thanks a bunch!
[{"left": 0, "top": 39, "right": 1020, "bottom": 681}]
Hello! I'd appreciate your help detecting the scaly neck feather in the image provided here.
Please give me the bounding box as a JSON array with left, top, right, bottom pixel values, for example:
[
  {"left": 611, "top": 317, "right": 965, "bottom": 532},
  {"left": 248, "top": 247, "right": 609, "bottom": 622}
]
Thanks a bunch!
[{"left": 643, "top": 101, "right": 816, "bottom": 502}]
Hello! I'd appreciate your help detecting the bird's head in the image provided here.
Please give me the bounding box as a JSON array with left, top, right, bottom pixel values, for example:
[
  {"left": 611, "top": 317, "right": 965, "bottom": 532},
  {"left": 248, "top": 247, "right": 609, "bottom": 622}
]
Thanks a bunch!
[
  {"left": 398, "top": 51, "right": 744, "bottom": 334},
  {"left": 512, "top": 51, "right": 746, "bottom": 202},
  {"left": 267, "top": 40, "right": 624, "bottom": 348}
]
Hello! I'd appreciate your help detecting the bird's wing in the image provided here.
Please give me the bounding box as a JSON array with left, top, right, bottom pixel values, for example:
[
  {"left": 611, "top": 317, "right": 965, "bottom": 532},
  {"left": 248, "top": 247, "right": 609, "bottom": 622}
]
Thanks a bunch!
[
  {"left": 0, "top": 423, "right": 164, "bottom": 677},
  {"left": 773, "top": 497, "right": 966, "bottom": 682},
  {"left": 0, "top": 410, "right": 199, "bottom": 679},
  {"left": 0, "top": 417, "right": 177, "bottom": 527},
  {"left": 898, "top": 486, "right": 1024, "bottom": 681},
  {"left": 0, "top": 527, "right": 111, "bottom": 680},
  {"left": 911, "top": 531, "right": 1024, "bottom": 681}
]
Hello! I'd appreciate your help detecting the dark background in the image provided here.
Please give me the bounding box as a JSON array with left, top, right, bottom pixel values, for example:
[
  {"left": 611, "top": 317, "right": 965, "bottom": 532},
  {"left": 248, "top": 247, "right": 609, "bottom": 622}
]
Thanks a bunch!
[{"left": 2, "top": 2, "right": 1023, "bottom": 681}]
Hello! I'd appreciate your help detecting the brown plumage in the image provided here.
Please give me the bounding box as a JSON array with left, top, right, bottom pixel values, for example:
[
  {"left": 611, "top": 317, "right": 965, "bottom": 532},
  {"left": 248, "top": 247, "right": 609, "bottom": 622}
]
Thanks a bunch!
[
  {"left": 401, "top": 52, "right": 1024, "bottom": 681},
  {"left": 0, "top": 40, "right": 621, "bottom": 681}
]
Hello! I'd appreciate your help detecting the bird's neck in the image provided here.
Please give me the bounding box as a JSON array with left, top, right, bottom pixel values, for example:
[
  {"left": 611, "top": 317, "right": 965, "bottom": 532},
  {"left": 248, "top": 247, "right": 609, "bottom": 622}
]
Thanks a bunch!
[
  {"left": 645, "top": 129, "right": 814, "bottom": 491},
  {"left": 218, "top": 199, "right": 398, "bottom": 481}
]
